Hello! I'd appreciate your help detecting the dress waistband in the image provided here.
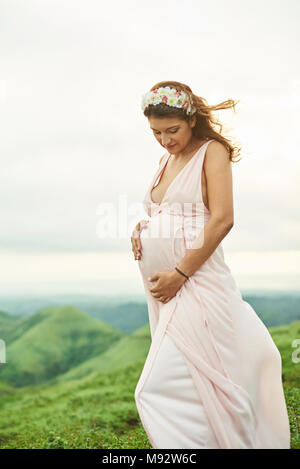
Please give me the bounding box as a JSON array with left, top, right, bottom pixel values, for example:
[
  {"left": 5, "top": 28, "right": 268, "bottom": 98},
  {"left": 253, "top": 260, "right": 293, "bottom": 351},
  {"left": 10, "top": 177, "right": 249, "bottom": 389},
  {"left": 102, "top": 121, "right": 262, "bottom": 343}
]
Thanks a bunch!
[{"left": 145, "top": 201, "right": 210, "bottom": 218}]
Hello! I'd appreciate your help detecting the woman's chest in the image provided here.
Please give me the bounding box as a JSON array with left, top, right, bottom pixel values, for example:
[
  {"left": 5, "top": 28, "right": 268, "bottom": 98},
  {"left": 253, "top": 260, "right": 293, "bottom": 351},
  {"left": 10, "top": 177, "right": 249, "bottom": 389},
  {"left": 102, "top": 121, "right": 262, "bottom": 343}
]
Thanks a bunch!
[{"left": 151, "top": 164, "right": 209, "bottom": 210}]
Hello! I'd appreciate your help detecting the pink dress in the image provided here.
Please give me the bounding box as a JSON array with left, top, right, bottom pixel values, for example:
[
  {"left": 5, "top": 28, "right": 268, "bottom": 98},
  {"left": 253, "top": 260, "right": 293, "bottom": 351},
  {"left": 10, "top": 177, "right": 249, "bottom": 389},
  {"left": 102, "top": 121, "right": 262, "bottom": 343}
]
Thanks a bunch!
[{"left": 134, "top": 139, "right": 290, "bottom": 449}]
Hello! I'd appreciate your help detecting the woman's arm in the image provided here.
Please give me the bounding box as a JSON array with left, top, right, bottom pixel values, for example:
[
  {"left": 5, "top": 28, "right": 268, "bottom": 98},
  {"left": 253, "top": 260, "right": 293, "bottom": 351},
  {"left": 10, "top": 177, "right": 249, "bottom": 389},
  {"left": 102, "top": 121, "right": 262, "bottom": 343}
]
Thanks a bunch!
[{"left": 174, "top": 141, "right": 234, "bottom": 279}]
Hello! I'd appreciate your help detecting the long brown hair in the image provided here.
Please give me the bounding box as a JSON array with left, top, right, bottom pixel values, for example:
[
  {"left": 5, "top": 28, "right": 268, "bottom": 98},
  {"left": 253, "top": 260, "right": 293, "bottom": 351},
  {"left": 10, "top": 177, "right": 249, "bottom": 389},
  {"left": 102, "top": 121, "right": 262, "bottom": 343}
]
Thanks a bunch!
[{"left": 143, "top": 80, "right": 242, "bottom": 163}]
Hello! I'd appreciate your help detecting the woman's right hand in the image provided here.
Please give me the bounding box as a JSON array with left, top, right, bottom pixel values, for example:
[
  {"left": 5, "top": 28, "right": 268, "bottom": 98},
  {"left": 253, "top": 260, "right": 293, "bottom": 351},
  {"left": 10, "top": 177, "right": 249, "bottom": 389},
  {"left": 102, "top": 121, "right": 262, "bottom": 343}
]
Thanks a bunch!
[{"left": 131, "top": 220, "right": 149, "bottom": 261}]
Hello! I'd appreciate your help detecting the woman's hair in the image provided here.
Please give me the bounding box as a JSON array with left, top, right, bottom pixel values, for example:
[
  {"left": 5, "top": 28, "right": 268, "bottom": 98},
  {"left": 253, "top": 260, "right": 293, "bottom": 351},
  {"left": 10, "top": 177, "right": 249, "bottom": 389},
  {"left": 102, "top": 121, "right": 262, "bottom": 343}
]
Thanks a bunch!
[{"left": 143, "top": 80, "right": 242, "bottom": 163}]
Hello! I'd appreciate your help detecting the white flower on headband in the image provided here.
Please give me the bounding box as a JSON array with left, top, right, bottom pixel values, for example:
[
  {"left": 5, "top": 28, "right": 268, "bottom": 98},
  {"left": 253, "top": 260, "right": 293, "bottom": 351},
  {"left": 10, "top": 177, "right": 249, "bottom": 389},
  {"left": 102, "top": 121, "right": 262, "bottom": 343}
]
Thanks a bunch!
[{"left": 141, "top": 86, "right": 197, "bottom": 115}]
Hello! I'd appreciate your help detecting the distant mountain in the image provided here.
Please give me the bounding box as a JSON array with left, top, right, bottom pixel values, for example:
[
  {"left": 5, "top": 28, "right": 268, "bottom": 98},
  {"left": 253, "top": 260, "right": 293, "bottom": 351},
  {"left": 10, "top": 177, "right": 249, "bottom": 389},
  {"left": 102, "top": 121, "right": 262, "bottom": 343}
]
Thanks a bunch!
[
  {"left": 243, "top": 295, "right": 300, "bottom": 327},
  {"left": 86, "top": 302, "right": 148, "bottom": 335},
  {"left": 0, "top": 293, "right": 146, "bottom": 317},
  {"left": 0, "top": 292, "right": 299, "bottom": 335},
  {"left": 0, "top": 305, "right": 123, "bottom": 387},
  {"left": 0, "top": 294, "right": 148, "bottom": 335}
]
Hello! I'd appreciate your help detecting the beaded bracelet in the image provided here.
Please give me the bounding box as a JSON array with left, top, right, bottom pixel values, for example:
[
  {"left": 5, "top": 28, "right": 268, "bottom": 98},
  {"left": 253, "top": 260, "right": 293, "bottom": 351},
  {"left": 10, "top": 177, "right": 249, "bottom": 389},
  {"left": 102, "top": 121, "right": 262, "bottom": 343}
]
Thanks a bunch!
[{"left": 175, "top": 266, "right": 189, "bottom": 280}]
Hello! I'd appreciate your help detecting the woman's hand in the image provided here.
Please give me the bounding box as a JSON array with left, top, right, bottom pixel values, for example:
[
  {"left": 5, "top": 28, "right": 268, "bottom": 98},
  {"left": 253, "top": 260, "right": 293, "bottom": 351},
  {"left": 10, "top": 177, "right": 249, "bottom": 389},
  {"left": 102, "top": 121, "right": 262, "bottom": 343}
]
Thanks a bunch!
[
  {"left": 148, "top": 269, "right": 187, "bottom": 303},
  {"left": 131, "top": 219, "right": 149, "bottom": 260}
]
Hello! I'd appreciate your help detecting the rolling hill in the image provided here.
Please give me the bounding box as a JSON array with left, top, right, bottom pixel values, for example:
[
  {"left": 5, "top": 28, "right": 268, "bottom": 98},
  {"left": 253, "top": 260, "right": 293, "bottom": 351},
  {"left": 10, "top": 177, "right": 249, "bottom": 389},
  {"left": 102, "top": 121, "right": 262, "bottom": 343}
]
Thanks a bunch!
[{"left": 0, "top": 305, "right": 123, "bottom": 387}]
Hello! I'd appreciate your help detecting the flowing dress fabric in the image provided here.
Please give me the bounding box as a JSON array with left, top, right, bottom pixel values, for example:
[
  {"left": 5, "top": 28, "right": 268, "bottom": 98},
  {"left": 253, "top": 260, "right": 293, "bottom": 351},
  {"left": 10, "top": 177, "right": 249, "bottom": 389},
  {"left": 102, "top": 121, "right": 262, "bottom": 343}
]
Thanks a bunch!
[{"left": 134, "top": 140, "right": 290, "bottom": 449}]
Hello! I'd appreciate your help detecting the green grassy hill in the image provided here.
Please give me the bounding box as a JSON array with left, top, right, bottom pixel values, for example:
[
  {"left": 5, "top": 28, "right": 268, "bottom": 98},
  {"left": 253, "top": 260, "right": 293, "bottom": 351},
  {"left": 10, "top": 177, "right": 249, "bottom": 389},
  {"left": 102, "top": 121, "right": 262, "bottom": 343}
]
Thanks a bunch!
[
  {"left": 47, "top": 324, "right": 151, "bottom": 385},
  {"left": 0, "top": 310, "right": 21, "bottom": 339},
  {"left": 0, "top": 320, "right": 298, "bottom": 449},
  {"left": 49, "top": 330, "right": 151, "bottom": 384},
  {"left": 271, "top": 321, "right": 300, "bottom": 387},
  {"left": 0, "top": 305, "right": 123, "bottom": 387}
]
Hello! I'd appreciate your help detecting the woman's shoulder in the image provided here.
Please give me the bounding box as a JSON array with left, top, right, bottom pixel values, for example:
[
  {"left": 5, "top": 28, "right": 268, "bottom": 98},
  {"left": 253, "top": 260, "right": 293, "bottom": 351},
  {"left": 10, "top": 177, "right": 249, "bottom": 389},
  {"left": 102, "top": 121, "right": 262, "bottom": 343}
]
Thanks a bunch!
[
  {"left": 204, "top": 140, "right": 231, "bottom": 176},
  {"left": 206, "top": 140, "right": 230, "bottom": 160}
]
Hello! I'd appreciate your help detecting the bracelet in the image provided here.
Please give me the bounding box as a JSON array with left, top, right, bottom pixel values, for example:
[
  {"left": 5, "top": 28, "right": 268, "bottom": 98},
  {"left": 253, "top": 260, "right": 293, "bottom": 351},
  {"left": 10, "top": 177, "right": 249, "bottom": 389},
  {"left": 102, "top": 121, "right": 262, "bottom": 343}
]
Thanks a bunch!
[{"left": 175, "top": 266, "right": 189, "bottom": 280}]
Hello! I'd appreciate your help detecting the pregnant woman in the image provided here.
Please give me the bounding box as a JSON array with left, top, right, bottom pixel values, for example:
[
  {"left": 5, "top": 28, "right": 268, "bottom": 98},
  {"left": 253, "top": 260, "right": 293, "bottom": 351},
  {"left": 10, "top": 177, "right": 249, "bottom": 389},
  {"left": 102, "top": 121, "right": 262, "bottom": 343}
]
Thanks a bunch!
[{"left": 131, "top": 80, "right": 290, "bottom": 449}]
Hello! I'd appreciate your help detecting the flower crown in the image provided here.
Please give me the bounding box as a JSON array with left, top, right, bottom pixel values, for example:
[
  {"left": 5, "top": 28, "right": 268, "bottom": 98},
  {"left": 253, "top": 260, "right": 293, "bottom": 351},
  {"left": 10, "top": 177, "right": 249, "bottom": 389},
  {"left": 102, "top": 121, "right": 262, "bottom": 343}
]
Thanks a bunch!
[{"left": 141, "top": 86, "right": 197, "bottom": 116}]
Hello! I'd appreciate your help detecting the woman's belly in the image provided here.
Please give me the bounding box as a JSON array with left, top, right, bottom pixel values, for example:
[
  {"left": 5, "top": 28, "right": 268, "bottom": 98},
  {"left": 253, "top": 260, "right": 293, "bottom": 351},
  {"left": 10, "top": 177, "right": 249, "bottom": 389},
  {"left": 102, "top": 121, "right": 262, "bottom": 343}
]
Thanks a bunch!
[
  {"left": 137, "top": 212, "right": 207, "bottom": 281},
  {"left": 137, "top": 213, "right": 185, "bottom": 280}
]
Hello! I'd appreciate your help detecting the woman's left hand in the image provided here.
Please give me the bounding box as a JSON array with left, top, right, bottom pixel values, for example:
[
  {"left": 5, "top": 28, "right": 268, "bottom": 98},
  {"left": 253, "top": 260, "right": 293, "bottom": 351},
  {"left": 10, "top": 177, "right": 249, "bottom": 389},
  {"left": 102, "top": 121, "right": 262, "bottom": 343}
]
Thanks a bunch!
[{"left": 148, "top": 269, "right": 187, "bottom": 303}]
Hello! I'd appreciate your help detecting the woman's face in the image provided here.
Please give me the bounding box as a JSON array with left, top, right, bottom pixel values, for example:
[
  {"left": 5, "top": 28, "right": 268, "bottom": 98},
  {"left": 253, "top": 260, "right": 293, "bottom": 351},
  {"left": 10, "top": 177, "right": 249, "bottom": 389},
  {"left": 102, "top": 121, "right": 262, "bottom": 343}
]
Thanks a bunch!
[{"left": 148, "top": 116, "right": 196, "bottom": 153}]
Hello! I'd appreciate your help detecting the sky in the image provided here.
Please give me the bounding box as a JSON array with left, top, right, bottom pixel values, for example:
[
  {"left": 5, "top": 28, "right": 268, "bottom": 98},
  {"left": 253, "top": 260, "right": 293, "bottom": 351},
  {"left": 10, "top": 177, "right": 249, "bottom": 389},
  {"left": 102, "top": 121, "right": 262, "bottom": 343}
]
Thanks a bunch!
[{"left": 0, "top": 0, "right": 299, "bottom": 295}]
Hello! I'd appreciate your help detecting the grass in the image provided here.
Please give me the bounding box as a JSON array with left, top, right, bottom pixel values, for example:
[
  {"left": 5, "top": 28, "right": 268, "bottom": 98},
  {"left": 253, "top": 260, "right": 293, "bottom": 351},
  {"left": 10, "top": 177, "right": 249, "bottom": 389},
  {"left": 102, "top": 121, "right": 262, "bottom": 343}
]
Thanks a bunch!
[{"left": 0, "top": 321, "right": 298, "bottom": 449}]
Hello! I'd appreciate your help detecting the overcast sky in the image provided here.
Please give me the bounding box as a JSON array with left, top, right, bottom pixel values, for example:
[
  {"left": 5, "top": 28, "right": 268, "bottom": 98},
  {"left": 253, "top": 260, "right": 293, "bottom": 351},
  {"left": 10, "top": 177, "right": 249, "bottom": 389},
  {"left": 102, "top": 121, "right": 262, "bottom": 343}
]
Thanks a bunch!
[{"left": 0, "top": 0, "right": 299, "bottom": 294}]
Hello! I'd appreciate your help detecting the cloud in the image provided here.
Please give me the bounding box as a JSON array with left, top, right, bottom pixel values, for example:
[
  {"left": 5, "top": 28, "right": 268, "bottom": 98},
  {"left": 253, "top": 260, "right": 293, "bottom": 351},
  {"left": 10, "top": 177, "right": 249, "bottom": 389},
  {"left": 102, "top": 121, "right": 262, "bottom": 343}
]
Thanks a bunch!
[{"left": 0, "top": 0, "right": 299, "bottom": 256}]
